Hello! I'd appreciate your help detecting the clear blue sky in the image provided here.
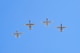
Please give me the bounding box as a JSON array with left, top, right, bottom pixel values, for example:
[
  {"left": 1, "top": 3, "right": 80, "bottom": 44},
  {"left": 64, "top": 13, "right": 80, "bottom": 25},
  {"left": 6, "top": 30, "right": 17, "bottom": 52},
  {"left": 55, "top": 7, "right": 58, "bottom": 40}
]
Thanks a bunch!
[{"left": 0, "top": 0, "right": 80, "bottom": 53}]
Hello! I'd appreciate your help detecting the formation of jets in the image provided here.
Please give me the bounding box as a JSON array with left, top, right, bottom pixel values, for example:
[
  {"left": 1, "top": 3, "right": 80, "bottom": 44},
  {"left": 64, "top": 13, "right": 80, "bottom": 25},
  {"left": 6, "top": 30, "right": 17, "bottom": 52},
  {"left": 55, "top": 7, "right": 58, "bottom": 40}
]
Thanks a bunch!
[{"left": 13, "top": 18, "right": 67, "bottom": 38}]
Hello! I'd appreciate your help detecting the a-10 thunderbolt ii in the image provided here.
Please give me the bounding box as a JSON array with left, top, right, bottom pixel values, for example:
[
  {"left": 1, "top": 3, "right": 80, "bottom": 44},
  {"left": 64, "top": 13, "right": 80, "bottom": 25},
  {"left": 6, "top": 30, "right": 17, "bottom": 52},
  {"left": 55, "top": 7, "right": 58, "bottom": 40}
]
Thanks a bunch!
[
  {"left": 25, "top": 20, "right": 35, "bottom": 30},
  {"left": 13, "top": 30, "right": 23, "bottom": 38},
  {"left": 57, "top": 24, "right": 67, "bottom": 32},
  {"left": 42, "top": 18, "right": 52, "bottom": 26}
]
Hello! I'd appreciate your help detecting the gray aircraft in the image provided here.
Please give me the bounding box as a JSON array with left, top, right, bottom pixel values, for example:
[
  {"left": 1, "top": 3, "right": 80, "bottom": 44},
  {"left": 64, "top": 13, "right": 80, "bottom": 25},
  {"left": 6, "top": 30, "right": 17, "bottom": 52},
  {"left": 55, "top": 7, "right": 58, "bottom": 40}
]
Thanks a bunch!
[
  {"left": 43, "top": 18, "right": 51, "bottom": 26},
  {"left": 13, "top": 30, "right": 23, "bottom": 38},
  {"left": 57, "top": 24, "right": 67, "bottom": 32},
  {"left": 25, "top": 20, "right": 35, "bottom": 30}
]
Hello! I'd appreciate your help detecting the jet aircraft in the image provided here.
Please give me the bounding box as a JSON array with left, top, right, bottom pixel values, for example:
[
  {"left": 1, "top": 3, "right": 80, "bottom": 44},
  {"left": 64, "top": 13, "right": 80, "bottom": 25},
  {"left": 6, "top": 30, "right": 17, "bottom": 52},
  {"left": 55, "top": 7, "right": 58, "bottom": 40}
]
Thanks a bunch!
[
  {"left": 43, "top": 18, "right": 51, "bottom": 26},
  {"left": 25, "top": 20, "right": 35, "bottom": 30},
  {"left": 57, "top": 24, "right": 67, "bottom": 32},
  {"left": 13, "top": 30, "right": 23, "bottom": 38}
]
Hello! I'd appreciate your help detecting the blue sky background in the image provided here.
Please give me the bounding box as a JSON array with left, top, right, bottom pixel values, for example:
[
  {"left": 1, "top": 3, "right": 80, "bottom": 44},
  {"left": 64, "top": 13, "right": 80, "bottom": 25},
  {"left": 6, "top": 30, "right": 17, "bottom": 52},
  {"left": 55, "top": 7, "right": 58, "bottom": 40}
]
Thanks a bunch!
[{"left": 0, "top": 0, "right": 80, "bottom": 53}]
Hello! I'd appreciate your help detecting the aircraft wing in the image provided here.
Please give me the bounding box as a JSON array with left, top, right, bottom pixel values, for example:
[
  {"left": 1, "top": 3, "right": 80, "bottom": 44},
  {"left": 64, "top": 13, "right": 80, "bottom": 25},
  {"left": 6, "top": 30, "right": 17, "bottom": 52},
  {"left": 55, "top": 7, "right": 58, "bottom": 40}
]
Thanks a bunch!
[
  {"left": 57, "top": 27, "right": 61, "bottom": 28},
  {"left": 30, "top": 24, "right": 35, "bottom": 25},
  {"left": 48, "top": 21, "right": 51, "bottom": 23},
  {"left": 13, "top": 33, "right": 16, "bottom": 35},
  {"left": 19, "top": 32, "right": 23, "bottom": 34},
  {"left": 43, "top": 21, "right": 46, "bottom": 23},
  {"left": 43, "top": 21, "right": 51, "bottom": 23},
  {"left": 25, "top": 24, "right": 30, "bottom": 26},
  {"left": 62, "top": 26, "right": 67, "bottom": 28},
  {"left": 25, "top": 24, "right": 35, "bottom": 26}
]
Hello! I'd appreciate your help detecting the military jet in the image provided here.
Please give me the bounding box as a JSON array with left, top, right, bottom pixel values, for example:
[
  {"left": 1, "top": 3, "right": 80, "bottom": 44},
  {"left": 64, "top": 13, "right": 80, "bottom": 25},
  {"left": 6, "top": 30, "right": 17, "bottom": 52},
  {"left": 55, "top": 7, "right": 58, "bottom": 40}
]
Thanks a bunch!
[
  {"left": 13, "top": 30, "right": 23, "bottom": 38},
  {"left": 57, "top": 24, "right": 67, "bottom": 32},
  {"left": 43, "top": 18, "right": 51, "bottom": 26},
  {"left": 25, "top": 20, "right": 35, "bottom": 30}
]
